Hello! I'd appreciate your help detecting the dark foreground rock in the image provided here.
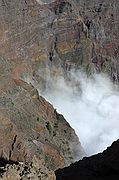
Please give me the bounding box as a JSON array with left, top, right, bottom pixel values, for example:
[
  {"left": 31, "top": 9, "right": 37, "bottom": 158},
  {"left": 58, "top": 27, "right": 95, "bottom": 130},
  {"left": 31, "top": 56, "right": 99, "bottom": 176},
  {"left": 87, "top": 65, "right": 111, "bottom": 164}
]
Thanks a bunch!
[{"left": 55, "top": 140, "right": 119, "bottom": 180}]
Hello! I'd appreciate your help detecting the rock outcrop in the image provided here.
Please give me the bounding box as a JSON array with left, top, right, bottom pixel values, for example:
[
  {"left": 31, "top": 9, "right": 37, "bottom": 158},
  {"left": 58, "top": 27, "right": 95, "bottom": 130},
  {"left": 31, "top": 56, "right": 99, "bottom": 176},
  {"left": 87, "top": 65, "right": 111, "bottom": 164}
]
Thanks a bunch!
[
  {"left": 0, "top": 156, "right": 56, "bottom": 180},
  {"left": 55, "top": 140, "right": 119, "bottom": 180}
]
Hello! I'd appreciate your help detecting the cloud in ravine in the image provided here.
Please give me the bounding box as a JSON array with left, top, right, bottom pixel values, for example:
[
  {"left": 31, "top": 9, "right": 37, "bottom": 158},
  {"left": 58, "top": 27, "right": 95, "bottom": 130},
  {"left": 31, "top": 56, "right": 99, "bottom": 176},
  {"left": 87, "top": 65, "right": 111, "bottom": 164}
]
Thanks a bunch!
[{"left": 39, "top": 70, "right": 119, "bottom": 156}]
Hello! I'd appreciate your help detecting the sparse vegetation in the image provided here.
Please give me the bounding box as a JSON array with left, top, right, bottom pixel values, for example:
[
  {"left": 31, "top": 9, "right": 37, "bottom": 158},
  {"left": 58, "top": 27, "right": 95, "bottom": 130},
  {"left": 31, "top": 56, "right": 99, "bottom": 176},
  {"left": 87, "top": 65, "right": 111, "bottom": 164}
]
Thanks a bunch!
[
  {"left": 45, "top": 138, "right": 48, "bottom": 142},
  {"left": 46, "top": 122, "right": 52, "bottom": 134},
  {"left": 11, "top": 102, "right": 14, "bottom": 106},
  {"left": 37, "top": 117, "right": 40, "bottom": 121},
  {"left": 53, "top": 131, "right": 56, "bottom": 136},
  {"left": 54, "top": 122, "right": 58, "bottom": 129}
]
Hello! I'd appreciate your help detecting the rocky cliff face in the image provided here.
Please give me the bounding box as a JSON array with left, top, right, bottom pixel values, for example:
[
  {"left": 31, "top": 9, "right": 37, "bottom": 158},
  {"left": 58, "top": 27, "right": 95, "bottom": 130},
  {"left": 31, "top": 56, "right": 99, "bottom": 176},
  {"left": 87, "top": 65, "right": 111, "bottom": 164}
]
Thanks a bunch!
[
  {"left": 77, "top": 0, "right": 119, "bottom": 81},
  {"left": 0, "top": 0, "right": 118, "bottom": 86},
  {"left": 0, "top": 0, "right": 93, "bottom": 91},
  {"left": 56, "top": 140, "right": 119, "bottom": 180}
]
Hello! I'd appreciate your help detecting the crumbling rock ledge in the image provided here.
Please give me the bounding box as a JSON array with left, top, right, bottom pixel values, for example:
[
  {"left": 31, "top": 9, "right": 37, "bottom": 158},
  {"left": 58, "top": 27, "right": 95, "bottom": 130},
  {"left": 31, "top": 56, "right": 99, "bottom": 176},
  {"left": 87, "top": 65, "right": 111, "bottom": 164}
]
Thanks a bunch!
[{"left": 0, "top": 156, "right": 56, "bottom": 180}]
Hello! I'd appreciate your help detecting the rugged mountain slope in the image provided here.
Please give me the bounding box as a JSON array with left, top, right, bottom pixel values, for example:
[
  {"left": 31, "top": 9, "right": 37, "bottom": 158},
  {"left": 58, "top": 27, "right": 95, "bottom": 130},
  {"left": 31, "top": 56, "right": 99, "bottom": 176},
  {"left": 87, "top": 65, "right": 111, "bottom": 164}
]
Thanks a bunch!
[
  {"left": 0, "top": 0, "right": 87, "bottom": 175},
  {"left": 0, "top": 57, "right": 85, "bottom": 171},
  {"left": 56, "top": 140, "right": 119, "bottom": 180}
]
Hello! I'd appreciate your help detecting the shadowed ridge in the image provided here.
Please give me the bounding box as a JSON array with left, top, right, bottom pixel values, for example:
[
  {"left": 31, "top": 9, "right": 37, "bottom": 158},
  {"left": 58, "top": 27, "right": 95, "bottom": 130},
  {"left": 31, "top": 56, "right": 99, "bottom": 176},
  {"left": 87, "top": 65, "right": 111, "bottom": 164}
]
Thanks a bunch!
[{"left": 55, "top": 140, "right": 119, "bottom": 180}]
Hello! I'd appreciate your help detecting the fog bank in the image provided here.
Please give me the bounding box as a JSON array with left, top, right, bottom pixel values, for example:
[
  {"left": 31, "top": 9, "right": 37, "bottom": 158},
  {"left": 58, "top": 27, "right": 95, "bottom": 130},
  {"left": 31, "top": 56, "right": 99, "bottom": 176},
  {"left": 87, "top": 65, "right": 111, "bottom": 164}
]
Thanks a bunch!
[{"left": 40, "top": 71, "right": 119, "bottom": 156}]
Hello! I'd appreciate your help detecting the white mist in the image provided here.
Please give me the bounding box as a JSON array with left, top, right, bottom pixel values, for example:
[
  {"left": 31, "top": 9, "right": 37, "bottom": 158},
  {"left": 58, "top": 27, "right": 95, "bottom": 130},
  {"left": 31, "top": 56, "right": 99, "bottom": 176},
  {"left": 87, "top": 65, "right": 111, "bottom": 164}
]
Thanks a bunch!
[{"left": 40, "top": 71, "right": 119, "bottom": 156}]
